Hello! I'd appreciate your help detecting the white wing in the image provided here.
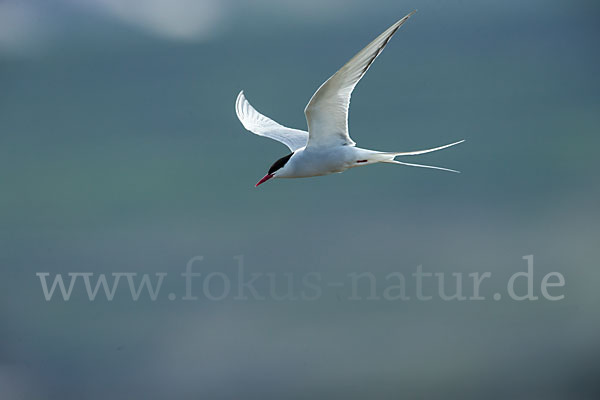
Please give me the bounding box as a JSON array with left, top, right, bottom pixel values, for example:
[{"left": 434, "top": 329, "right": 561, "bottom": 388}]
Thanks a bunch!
[
  {"left": 304, "top": 11, "right": 416, "bottom": 148},
  {"left": 236, "top": 91, "right": 308, "bottom": 152}
]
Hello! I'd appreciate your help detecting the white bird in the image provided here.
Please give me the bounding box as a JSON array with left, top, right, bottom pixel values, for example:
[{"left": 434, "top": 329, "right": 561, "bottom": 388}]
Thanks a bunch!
[{"left": 236, "top": 11, "right": 464, "bottom": 187}]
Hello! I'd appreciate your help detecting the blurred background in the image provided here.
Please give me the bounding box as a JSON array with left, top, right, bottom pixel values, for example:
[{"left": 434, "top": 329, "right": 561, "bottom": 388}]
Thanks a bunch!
[{"left": 1, "top": 0, "right": 599, "bottom": 398}]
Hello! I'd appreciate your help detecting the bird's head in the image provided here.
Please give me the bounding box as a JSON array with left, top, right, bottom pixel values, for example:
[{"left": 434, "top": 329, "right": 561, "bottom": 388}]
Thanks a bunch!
[{"left": 255, "top": 152, "right": 293, "bottom": 187}]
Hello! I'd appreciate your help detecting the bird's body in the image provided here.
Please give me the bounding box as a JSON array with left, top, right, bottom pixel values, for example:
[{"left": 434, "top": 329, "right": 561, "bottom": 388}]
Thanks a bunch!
[
  {"left": 236, "top": 11, "right": 464, "bottom": 187},
  {"left": 276, "top": 146, "right": 378, "bottom": 178}
]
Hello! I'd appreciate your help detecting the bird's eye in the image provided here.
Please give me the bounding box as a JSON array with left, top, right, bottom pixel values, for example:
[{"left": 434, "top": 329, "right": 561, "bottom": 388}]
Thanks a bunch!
[{"left": 268, "top": 152, "right": 293, "bottom": 174}]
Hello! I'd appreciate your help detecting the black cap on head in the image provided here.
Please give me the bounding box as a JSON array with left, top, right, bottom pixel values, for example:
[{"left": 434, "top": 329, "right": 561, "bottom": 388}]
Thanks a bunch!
[{"left": 268, "top": 152, "right": 293, "bottom": 175}]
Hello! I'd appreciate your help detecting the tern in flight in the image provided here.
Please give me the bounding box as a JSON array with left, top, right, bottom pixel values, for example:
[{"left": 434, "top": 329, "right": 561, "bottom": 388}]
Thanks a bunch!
[{"left": 236, "top": 11, "right": 464, "bottom": 187}]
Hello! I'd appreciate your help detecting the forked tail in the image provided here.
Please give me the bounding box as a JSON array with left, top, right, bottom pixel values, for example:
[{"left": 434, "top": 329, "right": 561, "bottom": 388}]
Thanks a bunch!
[{"left": 379, "top": 140, "right": 465, "bottom": 173}]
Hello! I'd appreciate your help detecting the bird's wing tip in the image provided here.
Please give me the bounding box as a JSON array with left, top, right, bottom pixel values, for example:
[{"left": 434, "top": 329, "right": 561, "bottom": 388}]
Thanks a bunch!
[
  {"left": 397, "top": 10, "right": 417, "bottom": 25},
  {"left": 235, "top": 90, "right": 248, "bottom": 122}
]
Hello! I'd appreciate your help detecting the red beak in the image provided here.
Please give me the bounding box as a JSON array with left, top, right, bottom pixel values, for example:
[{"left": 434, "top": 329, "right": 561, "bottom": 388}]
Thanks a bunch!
[{"left": 255, "top": 173, "right": 274, "bottom": 187}]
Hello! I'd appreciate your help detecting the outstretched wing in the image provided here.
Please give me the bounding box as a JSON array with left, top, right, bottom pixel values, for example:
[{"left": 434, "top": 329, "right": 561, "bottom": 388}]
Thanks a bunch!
[
  {"left": 236, "top": 91, "right": 309, "bottom": 152},
  {"left": 304, "top": 11, "right": 416, "bottom": 148}
]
